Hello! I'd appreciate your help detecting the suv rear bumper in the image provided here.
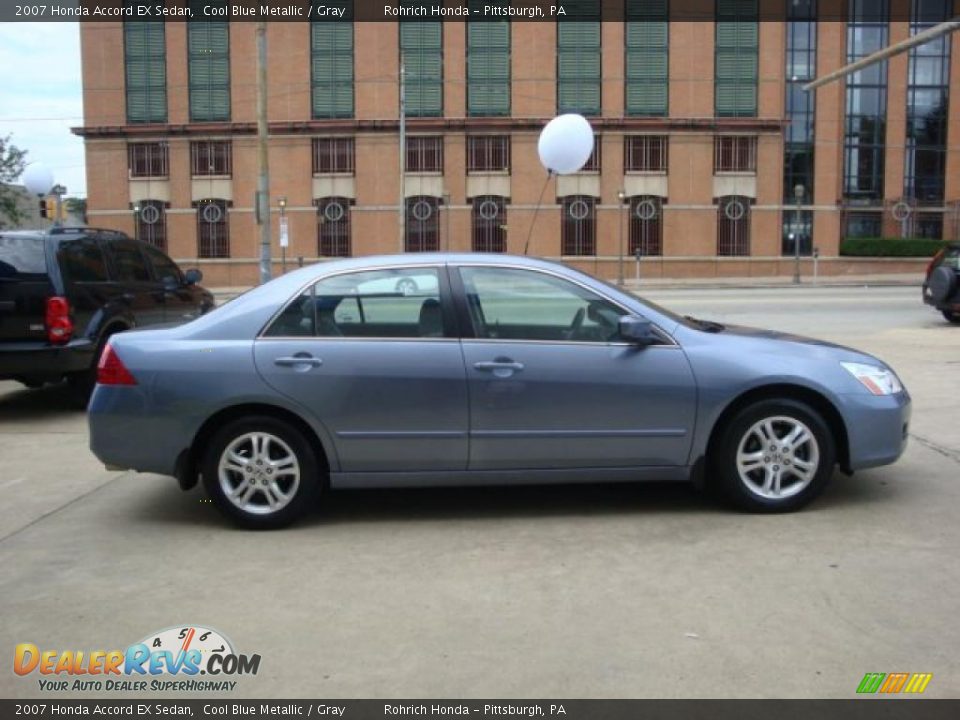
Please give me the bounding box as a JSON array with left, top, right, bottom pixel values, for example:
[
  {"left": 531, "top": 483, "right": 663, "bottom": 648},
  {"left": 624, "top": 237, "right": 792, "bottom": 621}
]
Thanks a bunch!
[{"left": 0, "top": 338, "right": 96, "bottom": 380}]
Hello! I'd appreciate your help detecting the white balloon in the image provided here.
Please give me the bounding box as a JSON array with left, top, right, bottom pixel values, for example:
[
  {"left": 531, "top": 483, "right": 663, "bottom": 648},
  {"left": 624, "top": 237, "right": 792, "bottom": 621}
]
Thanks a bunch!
[
  {"left": 537, "top": 114, "right": 594, "bottom": 175},
  {"left": 22, "top": 163, "right": 54, "bottom": 196}
]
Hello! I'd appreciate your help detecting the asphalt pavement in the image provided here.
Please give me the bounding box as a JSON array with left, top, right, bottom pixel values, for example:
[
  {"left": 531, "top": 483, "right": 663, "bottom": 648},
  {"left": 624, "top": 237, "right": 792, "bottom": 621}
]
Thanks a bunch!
[{"left": 1, "top": 285, "right": 958, "bottom": 699}]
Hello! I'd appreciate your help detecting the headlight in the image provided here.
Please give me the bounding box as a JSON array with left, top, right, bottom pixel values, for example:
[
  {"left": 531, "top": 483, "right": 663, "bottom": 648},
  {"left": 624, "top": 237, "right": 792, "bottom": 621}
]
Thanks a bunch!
[{"left": 841, "top": 362, "right": 903, "bottom": 396}]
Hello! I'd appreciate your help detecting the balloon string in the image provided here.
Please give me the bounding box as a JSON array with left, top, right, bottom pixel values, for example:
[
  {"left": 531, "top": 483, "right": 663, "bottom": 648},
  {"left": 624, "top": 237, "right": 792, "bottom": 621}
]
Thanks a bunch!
[{"left": 523, "top": 172, "right": 553, "bottom": 257}]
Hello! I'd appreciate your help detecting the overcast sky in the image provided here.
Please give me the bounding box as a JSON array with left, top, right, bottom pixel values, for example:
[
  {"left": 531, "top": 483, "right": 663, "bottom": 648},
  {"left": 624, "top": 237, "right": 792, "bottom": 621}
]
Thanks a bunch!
[{"left": 0, "top": 23, "right": 86, "bottom": 197}]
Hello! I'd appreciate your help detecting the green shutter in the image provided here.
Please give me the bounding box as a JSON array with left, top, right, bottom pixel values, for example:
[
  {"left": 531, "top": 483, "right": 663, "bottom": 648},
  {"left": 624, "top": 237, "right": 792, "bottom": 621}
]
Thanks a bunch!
[
  {"left": 401, "top": 21, "right": 443, "bottom": 117},
  {"left": 187, "top": 8, "right": 230, "bottom": 122},
  {"left": 311, "top": 4, "right": 354, "bottom": 119},
  {"left": 124, "top": 22, "right": 166, "bottom": 123},
  {"left": 557, "top": 21, "right": 601, "bottom": 115},
  {"left": 467, "top": 10, "right": 510, "bottom": 117},
  {"left": 625, "top": 6, "right": 668, "bottom": 117},
  {"left": 715, "top": 0, "right": 758, "bottom": 117}
]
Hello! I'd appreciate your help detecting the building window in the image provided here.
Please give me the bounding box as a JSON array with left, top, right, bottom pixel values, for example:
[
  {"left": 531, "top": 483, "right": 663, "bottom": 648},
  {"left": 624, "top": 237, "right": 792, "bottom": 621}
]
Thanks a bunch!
[
  {"left": 128, "top": 142, "right": 168, "bottom": 178},
  {"left": 714, "top": 136, "right": 757, "bottom": 173},
  {"left": 400, "top": 10, "right": 443, "bottom": 117},
  {"left": 844, "top": 211, "right": 882, "bottom": 238},
  {"left": 472, "top": 196, "right": 507, "bottom": 253},
  {"left": 561, "top": 195, "right": 596, "bottom": 256},
  {"left": 123, "top": 20, "right": 167, "bottom": 123},
  {"left": 628, "top": 196, "right": 663, "bottom": 256},
  {"left": 467, "top": 1, "right": 510, "bottom": 116},
  {"left": 784, "top": 0, "right": 816, "bottom": 204},
  {"left": 405, "top": 196, "right": 440, "bottom": 252},
  {"left": 715, "top": 0, "right": 758, "bottom": 117},
  {"left": 625, "top": 0, "right": 668, "bottom": 116},
  {"left": 467, "top": 136, "right": 510, "bottom": 173},
  {"left": 406, "top": 136, "right": 443, "bottom": 173},
  {"left": 557, "top": 1, "right": 601, "bottom": 115},
  {"left": 581, "top": 141, "right": 601, "bottom": 172},
  {"left": 311, "top": 1, "right": 354, "bottom": 118},
  {"left": 312, "top": 138, "right": 355, "bottom": 174},
  {"left": 187, "top": 1, "right": 230, "bottom": 122},
  {"left": 844, "top": 0, "right": 889, "bottom": 201},
  {"left": 190, "top": 141, "right": 232, "bottom": 177},
  {"left": 717, "top": 196, "right": 751, "bottom": 255},
  {"left": 905, "top": 0, "right": 951, "bottom": 207},
  {"left": 317, "top": 197, "right": 352, "bottom": 257},
  {"left": 625, "top": 135, "right": 668, "bottom": 172},
  {"left": 195, "top": 199, "right": 230, "bottom": 258},
  {"left": 914, "top": 213, "right": 944, "bottom": 239},
  {"left": 136, "top": 200, "right": 167, "bottom": 252}
]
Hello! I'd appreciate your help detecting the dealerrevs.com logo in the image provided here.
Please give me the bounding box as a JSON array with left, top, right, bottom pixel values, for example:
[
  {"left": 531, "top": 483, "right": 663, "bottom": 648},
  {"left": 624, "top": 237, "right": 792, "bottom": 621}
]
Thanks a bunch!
[{"left": 14, "top": 625, "right": 260, "bottom": 692}]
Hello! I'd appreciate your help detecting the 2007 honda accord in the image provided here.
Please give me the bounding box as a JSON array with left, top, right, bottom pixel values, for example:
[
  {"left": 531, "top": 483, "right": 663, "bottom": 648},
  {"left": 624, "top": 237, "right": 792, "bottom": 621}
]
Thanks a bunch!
[{"left": 88, "top": 254, "right": 910, "bottom": 528}]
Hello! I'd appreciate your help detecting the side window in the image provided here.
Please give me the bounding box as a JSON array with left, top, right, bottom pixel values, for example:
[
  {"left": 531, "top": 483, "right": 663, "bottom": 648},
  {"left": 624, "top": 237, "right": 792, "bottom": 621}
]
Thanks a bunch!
[
  {"left": 57, "top": 238, "right": 109, "bottom": 283},
  {"left": 143, "top": 245, "right": 183, "bottom": 285},
  {"left": 109, "top": 240, "right": 151, "bottom": 283},
  {"left": 263, "top": 268, "right": 444, "bottom": 339},
  {"left": 458, "top": 266, "right": 626, "bottom": 343}
]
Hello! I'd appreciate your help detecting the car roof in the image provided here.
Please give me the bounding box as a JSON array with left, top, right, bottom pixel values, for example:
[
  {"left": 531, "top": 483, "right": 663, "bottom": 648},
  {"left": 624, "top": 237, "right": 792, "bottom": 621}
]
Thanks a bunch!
[
  {"left": 0, "top": 227, "right": 127, "bottom": 243},
  {"left": 297, "top": 252, "right": 566, "bottom": 273}
]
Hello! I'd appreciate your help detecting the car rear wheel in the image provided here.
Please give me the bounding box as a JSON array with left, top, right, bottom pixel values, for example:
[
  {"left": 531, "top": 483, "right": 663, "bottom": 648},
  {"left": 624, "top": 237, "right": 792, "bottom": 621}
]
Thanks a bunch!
[
  {"left": 201, "top": 416, "right": 321, "bottom": 529},
  {"left": 942, "top": 310, "right": 960, "bottom": 324},
  {"left": 712, "top": 399, "right": 836, "bottom": 512}
]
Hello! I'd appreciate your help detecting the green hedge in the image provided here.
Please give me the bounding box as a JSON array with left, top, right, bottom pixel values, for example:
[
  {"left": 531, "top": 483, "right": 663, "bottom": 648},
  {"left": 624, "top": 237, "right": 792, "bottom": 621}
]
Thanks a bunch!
[{"left": 840, "top": 237, "right": 950, "bottom": 257}]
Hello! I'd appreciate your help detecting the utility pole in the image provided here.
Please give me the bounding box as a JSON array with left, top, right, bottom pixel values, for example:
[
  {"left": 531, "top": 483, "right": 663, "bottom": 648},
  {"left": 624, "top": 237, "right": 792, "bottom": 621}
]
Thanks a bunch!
[
  {"left": 398, "top": 56, "right": 406, "bottom": 253},
  {"left": 256, "top": 21, "right": 271, "bottom": 284}
]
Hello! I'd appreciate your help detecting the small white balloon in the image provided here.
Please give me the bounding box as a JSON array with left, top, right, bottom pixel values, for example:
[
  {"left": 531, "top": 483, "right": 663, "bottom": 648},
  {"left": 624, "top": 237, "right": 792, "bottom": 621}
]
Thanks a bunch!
[
  {"left": 537, "top": 114, "right": 594, "bottom": 175},
  {"left": 22, "top": 163, "right": 54, "bottom": 196}
]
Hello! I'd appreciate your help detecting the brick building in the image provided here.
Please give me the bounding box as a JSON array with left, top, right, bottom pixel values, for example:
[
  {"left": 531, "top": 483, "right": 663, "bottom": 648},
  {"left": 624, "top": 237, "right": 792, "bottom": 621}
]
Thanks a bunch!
[{"left": 74, "top": 1, "right": 960, "bottom": 286}]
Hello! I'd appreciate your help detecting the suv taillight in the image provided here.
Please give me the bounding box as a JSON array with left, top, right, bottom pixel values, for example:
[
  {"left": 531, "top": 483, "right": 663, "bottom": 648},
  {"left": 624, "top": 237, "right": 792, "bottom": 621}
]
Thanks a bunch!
[
  {"left": 927, "top": 248, "right": 946, "bottom": 276},
  {"left": 97, "top": 344, "right": 137, "bottom": 386},
  {"left": 45, "top": 296, "right": 73, "bottom": 345}
]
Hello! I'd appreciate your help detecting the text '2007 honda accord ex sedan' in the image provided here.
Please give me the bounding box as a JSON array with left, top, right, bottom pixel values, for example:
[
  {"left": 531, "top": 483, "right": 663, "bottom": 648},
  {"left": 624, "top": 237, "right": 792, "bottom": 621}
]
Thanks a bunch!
[{"left": 88, "top": 254, "right": 910, "bottom": 528}]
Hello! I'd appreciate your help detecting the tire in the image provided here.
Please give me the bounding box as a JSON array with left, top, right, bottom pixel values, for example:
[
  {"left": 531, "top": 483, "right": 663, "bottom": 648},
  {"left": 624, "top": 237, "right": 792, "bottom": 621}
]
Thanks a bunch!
[
  {"left": 395, "top": 278, "right": 418, "bottom": 296},
  {"left": 711, "top": 399, "right": 836, "bottom": 513},
  {"left": 942, "top": 310, "right": 960, "bottom": 324},
  {"left": 201, "top": 415, "right": 322, "bottom": 529},
  {"left": 16, "top": 377, "right": 46, "bottom": 390}
]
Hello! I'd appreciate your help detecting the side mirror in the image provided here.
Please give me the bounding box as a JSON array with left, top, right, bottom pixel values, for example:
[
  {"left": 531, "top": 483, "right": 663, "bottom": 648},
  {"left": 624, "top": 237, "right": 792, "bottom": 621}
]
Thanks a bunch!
[
  {"left": 184, "top": 268, "right": 203, "bottom": 286},
  {"left": 618, "top": 315, "right": 658, "bottom": 346}
]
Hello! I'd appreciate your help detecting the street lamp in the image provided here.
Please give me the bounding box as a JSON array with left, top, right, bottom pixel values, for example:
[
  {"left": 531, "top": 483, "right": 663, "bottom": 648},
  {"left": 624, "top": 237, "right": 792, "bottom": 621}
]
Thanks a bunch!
[
  {"left": 793, "top": 184, "right": 805, "bottom": 285},
  {"left": 617, "top": 190, "right": 626, "bottom": 285},
  {"left": 278, "top": 196, "right": 288, "bottom": 274},
  {"left": 132, "top": 203, "right": 141, "bottom": 241}
]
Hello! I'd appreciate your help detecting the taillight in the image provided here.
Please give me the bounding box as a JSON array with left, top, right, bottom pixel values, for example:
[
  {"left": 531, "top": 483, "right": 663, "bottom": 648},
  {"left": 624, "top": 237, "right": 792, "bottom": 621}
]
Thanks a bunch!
[
  {"left": 927, "top": 248, "right": 946, "bottom": 276},
  {"left": 97, "top": 344, "right": 137, "bottom": 386},
  {"left": 45, "top": 296, "right": 73, "bottom": 345}
]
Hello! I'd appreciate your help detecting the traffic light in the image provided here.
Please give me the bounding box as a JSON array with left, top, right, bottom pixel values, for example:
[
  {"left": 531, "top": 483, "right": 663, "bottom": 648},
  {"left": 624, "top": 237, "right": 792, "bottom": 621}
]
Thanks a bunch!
[
  {"left": 45, "top": 198, "right": 59, "bottom": 222},
  {"left": 38, "top": 199, "right": 47, "bottom": 219}
]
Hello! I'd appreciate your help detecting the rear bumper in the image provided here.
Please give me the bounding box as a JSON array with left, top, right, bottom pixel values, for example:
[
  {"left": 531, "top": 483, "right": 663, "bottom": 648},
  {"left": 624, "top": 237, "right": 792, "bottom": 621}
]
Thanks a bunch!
[
  {"left": 838, "top": 391, "right": 912, "bottom": 471},
  {"left": 0, "top": 338, "right": 95, "bottom": 380}
]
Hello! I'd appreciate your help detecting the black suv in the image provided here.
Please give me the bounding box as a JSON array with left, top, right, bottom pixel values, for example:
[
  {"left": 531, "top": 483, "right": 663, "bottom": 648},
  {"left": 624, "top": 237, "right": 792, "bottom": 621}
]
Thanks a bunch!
[
  {"left": 0, "top": 227, "right": 214, "bottom": 399},
  {"left": 923, "top": 242, "right": 960, "bottom": 324}
]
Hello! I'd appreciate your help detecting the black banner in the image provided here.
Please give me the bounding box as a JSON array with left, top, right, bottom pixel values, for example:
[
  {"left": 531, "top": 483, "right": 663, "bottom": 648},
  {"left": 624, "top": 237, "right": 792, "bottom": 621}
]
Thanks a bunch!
[
  {"left": 3, "top": 700, "right": 960, "bottom": 720},
  {"left": 0, "top": 1, "right": 926, "bottom": 23}
]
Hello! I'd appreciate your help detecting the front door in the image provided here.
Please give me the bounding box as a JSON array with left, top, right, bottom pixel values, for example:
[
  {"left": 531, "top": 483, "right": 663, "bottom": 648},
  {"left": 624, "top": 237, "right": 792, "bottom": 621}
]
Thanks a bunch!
[
  {"left": 455, "top": 265, "right": 697, "bottom": 470},
  {"left": 254, "top": 266, "right": 468, "bottom": 473},
  {"left": 104, "top": 238, "right": 166, "bottom": 328}
]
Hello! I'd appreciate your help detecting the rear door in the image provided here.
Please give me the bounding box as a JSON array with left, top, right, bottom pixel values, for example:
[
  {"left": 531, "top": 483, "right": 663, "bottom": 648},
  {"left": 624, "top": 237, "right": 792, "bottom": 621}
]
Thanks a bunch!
[
  {"left": 0, "top": 234, "right": 54, "bottom": 343},
  {"left": 55, "top": 235, "right": 113, "bottom": 341},
  {"left": 103, "top": 236, "right": 166, "bottom": 328},
  {"left": 254, "top": 265, "right": 469, "bottom": 473}
]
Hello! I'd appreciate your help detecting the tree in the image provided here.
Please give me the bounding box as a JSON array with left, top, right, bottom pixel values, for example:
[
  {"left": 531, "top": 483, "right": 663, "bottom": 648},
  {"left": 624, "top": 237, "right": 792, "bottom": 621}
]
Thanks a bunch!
[
  {"left": 65, "top": 197, "right": 88, "bottom": 224},
  {"left": 0, "top": 136, "right": 28, "bottom": 229}
]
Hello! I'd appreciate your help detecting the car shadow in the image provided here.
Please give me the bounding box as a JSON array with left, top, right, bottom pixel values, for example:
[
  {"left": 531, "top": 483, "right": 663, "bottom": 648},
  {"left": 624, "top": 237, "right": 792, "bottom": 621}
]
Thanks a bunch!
[{"left": 0, "top": 381, "right": 83, "bottom": 423}]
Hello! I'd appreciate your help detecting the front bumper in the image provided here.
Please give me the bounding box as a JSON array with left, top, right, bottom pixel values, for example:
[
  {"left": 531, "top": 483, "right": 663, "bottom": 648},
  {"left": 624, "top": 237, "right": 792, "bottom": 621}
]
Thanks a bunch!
[
  {"left": 838, "top": 390, "right": 912, "bottom": 471},
  {"left": 0, "top": 338, "right": 95, "bottom": 380}
]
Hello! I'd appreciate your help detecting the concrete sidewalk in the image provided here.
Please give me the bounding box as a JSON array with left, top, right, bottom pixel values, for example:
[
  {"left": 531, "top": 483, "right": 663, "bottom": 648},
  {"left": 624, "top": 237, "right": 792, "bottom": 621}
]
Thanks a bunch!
[{"left": 208, "top": 271, "right": 923, "bottom": 303}]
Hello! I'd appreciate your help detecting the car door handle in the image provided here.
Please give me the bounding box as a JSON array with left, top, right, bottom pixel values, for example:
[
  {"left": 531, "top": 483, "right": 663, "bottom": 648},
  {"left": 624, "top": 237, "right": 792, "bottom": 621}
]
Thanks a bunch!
[
  {"left": 274, "top": 354, "right": 323, "bottom": 368},
  {"left": 473, "top": 360, "right": 524, "bottom": 372}
]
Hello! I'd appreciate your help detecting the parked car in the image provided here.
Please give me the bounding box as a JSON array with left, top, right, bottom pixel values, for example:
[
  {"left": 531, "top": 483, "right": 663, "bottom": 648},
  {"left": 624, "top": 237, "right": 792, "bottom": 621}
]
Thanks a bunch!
[
  {"left": 0, "top": 227, "right": 214, "bottom": 401},
  {"left": 922, "top": 242, "right": 960, "bottom": 323},
  {"left": 88, "top": 254, "right": 910, "bottom": 529}
]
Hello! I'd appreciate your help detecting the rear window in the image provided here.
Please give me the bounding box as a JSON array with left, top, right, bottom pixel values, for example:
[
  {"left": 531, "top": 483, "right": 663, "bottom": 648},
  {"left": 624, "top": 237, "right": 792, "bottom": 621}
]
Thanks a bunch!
[
  {"left": 58, "top": 238, "right": 109, "bottom": 283},
  {"left": 0, "top": 235, "right": 47, "bottom": 278},
  {"left": 937, "top": 247, "right": 960, "bottom": 271}
]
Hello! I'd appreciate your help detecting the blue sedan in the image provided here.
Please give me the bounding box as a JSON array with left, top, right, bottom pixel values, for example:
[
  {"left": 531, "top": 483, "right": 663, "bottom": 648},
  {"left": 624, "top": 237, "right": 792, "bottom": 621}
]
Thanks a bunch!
[{"left": 88, "top": 254, "right": 910, "bottom": 528}]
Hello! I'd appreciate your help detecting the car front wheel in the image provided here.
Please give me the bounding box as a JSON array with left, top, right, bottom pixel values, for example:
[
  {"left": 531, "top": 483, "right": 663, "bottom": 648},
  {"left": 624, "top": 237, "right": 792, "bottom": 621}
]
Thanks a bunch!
[
  {"left": 712, "top": 399, "right": 836, "bottom": 512},
  {"left": 201, "top": 416, "right": 321, "bottom": 529}
]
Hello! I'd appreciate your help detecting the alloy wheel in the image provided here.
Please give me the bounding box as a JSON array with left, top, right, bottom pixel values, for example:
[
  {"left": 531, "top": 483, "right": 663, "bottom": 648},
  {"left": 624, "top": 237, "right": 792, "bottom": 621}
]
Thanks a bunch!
[
  {"left": 217, "top": 432, "right": 301, "bottom": 515},
  {"left": 735, "top": 415, "right": 820, "bottom": 500}
]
